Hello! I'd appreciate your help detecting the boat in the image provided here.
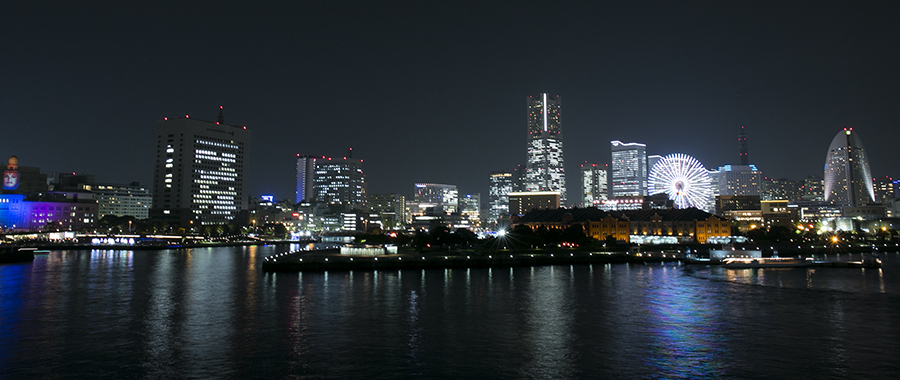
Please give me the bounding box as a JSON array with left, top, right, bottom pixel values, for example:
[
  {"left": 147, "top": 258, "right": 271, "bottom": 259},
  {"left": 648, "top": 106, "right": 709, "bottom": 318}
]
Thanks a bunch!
[
  {"left": 722, "top": 257, "right": 812, "bottom": 268},
  {"left": 0, "top": 247, "right": 36, "bottom": 264}
]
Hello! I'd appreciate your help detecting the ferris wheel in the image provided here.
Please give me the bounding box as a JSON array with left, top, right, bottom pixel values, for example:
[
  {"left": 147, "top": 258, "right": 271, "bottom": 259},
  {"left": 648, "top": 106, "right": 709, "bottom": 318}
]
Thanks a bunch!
[{"left": 648, "top": 153, "right": 712, "bottom": 209}]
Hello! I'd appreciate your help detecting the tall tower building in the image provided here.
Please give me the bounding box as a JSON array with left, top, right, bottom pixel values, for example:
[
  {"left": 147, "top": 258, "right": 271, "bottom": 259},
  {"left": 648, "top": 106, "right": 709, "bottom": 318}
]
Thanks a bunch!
[
  {"left": 313, "top": 150, "right": 366, "bottom": 211},
  {"left": 824, "top": 128, "right": 874, "bottom": 207},
  {"left": 580, "top": 163, "right": 608, "bottom": 207},
  {"left": 295, "top": 154, "right": 317, "bottom": 204},
  {"left": 151, "top": 110, "right": 250, "bottom": 226},
  {"left": 525, "top": 93, "right": 567, "bottom": 204},
  {"left": 610, "top": 141, "right": 647, "bottom": 197},
  {"left": 488, "top": 170, "right": 514, "bottom": 223}
]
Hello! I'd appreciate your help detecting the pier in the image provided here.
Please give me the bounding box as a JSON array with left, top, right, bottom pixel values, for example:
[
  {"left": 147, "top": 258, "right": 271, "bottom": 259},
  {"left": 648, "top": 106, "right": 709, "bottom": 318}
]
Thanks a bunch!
[{"left": 261, "top": 249, "right": 683, "bottom": 272}]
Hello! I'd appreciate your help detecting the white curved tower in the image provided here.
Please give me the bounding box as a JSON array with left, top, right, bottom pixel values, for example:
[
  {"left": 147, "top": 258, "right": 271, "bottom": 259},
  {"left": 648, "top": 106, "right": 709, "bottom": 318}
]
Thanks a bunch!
[
  {"left": 648, "top": 153, "right": 712, "bottom": 210},
  {"left": 824, "top": 128, "right": 874, "bottom": 207}
]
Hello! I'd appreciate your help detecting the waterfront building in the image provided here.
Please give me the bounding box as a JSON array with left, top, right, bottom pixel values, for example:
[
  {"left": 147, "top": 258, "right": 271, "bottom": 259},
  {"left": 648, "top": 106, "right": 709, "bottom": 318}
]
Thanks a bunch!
[
  {"left": 513, "top": 207, "right": 730, "bottom": 244},
  {"left": 2, "top": 156, "right": 47, "bottom": 194},
  {"left": 413, "top": 183, "right": 458, "bottom": 215},
  {"left": 295, "top": 154, "right": 317, "bottom": 204},
  {"left": 580, "top": 163, "right": 608, "bottom": 207},
  {"left": 93, "top": 182, "right": 152, "bottom": 219},
  {"left": 513, "top": 207, "right": 630, "bottom": 242},
  {"left": 525, "top": 93, "right": 567, "bottom": 203},
  {"left": 508, "top": 191, "right": 560, "bottom": 216},
  {"left": 367, "top": 193, "right": 406, "bottom": 229},
  {"left": 824, "top": 128, "right": 875, "bottom": 207},
  {"left": 763, "top": 178, "right": 800, "bottom": 201},
  {"left": 647, "top": 155, "right": 662, "bottom": 177},
  {"left": 610, "top": 141, "right": 647, "bottom": 197},
  {"left": 760, "top": 200, "right": 797, "bottom": 229},
  {"left": 874, "top": 176, "right": 895, "bottom": 203},
  {"left": 150, "top": 110, "right": 250, "bottom": 227},
  {"left": 0, "top": 193, "right": 98, "bottom": 232},
  {"left": 488, "top": 171, "right": 514, "bottom": 224},
  {"left": 800, "top": 176, "right": 824, "bottom": 201},
  {"left": 717, "top": 165, "right": 763, "bottom": 196},
  {"left": 459, "top": 193, "right": 481, "bottom": 228},
  {"left": 313, "top": 150, "right": 367, "bottom": 212}
]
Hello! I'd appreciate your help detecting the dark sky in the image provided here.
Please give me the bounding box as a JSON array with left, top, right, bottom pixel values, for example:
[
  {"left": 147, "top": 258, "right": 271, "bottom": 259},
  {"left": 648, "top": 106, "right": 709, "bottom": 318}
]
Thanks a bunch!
[{"left": 2, "top": 1, "right": 898, "bottom": 203}]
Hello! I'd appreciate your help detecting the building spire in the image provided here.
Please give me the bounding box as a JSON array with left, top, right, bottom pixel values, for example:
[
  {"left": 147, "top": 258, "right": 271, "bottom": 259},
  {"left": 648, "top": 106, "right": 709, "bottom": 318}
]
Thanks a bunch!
[
  {"left": 739, "top": 126, "right": 749, "bottom": 165},
  {"left": 217, "top": 105, "right": 225, "bottom": 124}
]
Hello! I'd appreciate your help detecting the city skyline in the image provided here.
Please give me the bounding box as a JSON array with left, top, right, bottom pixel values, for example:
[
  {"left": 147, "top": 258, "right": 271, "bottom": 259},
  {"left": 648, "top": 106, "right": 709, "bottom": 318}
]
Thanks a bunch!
[{"left": 2, "top": 2, "right": 899, "bottom": 201}]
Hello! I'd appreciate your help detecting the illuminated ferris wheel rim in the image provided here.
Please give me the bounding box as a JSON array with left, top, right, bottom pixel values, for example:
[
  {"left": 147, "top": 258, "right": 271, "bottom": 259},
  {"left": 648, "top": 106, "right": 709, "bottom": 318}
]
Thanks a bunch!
[{"left": 648, "top": 153, "right": 712, "bottom": 209}]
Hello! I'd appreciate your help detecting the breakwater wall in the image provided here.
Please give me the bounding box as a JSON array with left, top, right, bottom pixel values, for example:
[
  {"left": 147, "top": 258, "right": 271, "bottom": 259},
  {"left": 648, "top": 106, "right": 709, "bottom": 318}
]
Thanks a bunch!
[{"left": 262, "top": 249, "right": 682, "bottom": 272}]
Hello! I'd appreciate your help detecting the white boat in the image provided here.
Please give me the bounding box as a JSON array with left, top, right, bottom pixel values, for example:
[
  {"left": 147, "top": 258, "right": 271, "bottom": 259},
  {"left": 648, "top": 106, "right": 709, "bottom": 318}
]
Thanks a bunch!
[{"left": 722, "top": 257, "right": 812, "bottom": 268}]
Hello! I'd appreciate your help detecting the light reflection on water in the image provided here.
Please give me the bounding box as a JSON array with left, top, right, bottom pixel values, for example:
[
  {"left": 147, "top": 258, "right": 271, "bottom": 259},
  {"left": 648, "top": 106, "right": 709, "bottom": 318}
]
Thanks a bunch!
[{"left": 1, "top": 248, "right": 899, "bottom": 378}]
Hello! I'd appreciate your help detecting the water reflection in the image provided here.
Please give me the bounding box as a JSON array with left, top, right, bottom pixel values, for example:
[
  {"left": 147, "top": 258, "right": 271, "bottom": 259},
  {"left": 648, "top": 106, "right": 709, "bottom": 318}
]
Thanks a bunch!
[
  {"left": 2, "top": 248, "right": 899, "bottom": 378},
  {"left": 519, "top": 266, "right": 575, "bottom": 379}
]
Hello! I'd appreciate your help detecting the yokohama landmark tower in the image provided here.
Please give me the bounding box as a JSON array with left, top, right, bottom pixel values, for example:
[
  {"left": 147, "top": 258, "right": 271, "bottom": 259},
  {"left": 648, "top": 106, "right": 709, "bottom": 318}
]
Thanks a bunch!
[{"left": 525, "top": 93, "right": 567, "bottom": 204}]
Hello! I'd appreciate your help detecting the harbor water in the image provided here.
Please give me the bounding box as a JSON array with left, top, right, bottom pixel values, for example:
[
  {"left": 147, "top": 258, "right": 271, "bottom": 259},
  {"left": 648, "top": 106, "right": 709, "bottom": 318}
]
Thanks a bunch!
[{"left": 2, "top": 245, "right": 899, "bottom": 379}]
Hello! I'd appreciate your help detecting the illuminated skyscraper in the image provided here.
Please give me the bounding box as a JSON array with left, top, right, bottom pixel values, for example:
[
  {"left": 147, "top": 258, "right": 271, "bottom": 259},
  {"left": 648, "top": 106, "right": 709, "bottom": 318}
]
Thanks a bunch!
[
  {"left": 488, "top": 171, "right": 514, "bottom": 223},
  {"left": 580, "top": 163, "right": 608, "bottom": 207},
  {"left": 151, "top": 110, "right": 250, "bottom": 226},
  {"left": 717, "top": 165, "right": 763, "bottom": 196},
  {"left": 525, "top": 93, "right": 567, "bottom": 204},
  {"left": 824, "top": 128, "right": 874, "bottom": 207},
  {"left": 313, "top": 151, "right": 366, "bottom": 211},
  {"left": 295, "top": 154, "right": 317, "bottom": 204},
  {"left": 610, "top": 141, "right": 647, "bottom": 197},
  {"left": 413, "top": 183, "right": 458, "bottom": 214}
]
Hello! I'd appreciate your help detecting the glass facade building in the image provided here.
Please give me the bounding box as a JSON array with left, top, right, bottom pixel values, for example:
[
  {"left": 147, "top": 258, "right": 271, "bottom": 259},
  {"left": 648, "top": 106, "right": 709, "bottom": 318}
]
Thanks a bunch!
[
  {"left": 525, "top": 94, "right": 567, "bottom": 204},
  {"left": 94, "top": 182, "right": 152, "bottom": 219},
  {"left": 717, "top": 165, "right": 763, "bottom": 196},
  {"left": 580, "top": 163, "right": 608, "bottom": 207},
  {"left": 610, "top": 141, "right": 647, "bottom": 198},
  {"left": 313, "top": 156, "right": 367, "bottom": 211},
  {"left": 413, "top": 183, "right": 458, "bottom": 214},
  {"left": 295, "top": 155, "right": 317, "bottom": 204},
  {"left": 488, "top": 171, "right": 513, "bottom": 223},
  {"left": 824, "top": 128, "right": 874, "bottom": 207}
]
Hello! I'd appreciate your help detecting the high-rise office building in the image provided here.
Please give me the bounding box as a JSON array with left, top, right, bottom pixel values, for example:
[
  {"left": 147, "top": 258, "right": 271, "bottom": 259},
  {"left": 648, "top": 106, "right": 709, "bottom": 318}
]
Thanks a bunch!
[
  {"left": 874, "top": 176, "right": 895, "bottom": 203},
  {"left": 295, "top": 154, "right": 317, "bottom": 204},
  {"left": 313, "top": 152, "right": 366, "bottom": 211},
  {"left": 368, "top": 193, "right": 406, "bottom": 228},
  {"left": 762, "top": 178, "right": 799, "bottom": 201},
  {"left": 717, "top": 165, "right": 763, "bottom": 196},
  {"left": 488, "top": 171, "right": 514, "bottom": 223},
  {"left": 824, "top": 128, "right": 874, "bottom": 207},
  {"left": 94, "top": 182, "right": 152, "bottom": 219},
  {"left": 525, "top": 93, "right": 567, "bottom": 204},
  {"left": 580, "top": 163, "right": 608, "bottom": 207},
  {"left": 610, "top": 141, "right": 647, "bottom": 197},
  {"left": 459, "top": 193, "right": 481, "bottom": 227},
  {"left": 647, "top": 155, "right": 663, "bottom": 174},
  {"left": 413, "top": 183, "right": 458, "bottom": 214},
  {"left": 151, "top": 111, "right": 250, "bottom": 226},
  {"left": 800, "top": 176, "right": 824, "bottom": 201}
]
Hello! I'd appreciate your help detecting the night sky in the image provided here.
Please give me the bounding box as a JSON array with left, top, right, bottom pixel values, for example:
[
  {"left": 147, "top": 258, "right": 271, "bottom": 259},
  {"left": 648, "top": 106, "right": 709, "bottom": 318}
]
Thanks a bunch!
[{"left": 2, "top": 1, "right": 898, "bottom": 203}]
